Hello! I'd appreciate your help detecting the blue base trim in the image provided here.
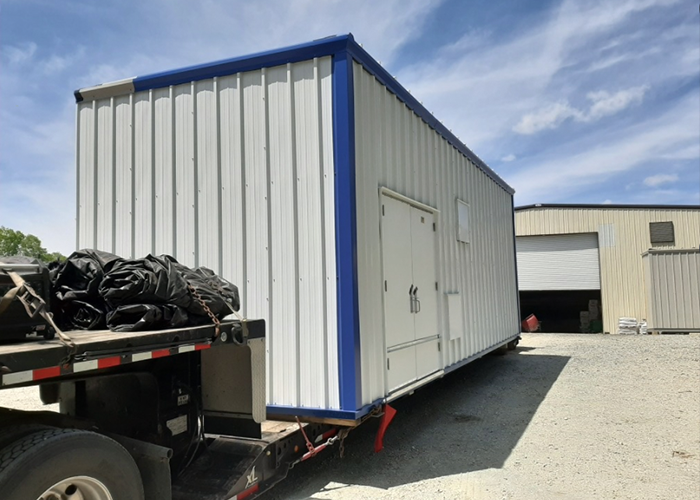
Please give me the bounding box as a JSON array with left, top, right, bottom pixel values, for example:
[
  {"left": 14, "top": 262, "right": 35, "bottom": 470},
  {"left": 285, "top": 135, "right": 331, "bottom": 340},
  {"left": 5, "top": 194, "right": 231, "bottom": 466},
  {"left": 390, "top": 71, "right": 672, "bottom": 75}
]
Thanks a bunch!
[
  {"left": 332, "top": 50, "right": 362, "bottom": 412},
  {"left": 444, "top": 333, "right": 521, "bottom": 375},
  {"left": 267, "top": 399, "right": 381, "bottom": 421}
]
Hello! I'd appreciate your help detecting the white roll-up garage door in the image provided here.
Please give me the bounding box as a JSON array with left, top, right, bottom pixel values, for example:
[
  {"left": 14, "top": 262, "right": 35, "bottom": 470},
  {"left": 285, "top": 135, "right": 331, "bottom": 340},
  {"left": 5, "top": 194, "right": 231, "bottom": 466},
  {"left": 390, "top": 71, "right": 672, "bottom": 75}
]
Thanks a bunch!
[{"left": 517, "top": 234, "right": 600, "bottom": 290}]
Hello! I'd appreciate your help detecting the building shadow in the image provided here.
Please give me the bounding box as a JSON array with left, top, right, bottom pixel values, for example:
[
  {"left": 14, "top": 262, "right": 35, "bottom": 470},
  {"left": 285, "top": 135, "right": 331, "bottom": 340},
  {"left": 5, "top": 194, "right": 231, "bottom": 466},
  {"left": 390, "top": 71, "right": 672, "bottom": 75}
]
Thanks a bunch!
[{"left": 262, "top": 346, "right": 570, "bottom": 499}]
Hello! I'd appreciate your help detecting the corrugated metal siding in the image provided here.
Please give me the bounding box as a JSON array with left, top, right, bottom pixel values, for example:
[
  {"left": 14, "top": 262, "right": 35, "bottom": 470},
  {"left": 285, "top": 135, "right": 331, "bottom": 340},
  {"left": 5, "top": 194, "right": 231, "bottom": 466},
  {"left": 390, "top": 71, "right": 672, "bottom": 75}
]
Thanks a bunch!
[
  {"left": 517, "top": 234, "right": 601, "bottom": 290},
  {"left": 76, "top": 58, "right": 339, "bottom": 410},
  {"left": 644, "top": 250, "right": 700, "bottom": 331},
  {"left": 353, "top": 63, "right": 519, "bottom": 406},
  {"left": 516, "top": 207, "right": 700, "bottom": 333}
]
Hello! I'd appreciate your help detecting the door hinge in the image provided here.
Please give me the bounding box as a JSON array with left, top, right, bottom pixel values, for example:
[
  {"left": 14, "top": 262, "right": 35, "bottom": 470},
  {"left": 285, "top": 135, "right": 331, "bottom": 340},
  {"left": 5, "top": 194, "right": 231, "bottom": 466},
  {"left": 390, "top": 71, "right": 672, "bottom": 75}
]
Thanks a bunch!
[
  {"left": 384, "top": 280, "right": 387, "bottom": 292},
  {"left": 382, "top": 205, "right": 385, "bottom": 216},
  {"left": 435, "top": 282, "right": 438, "bottom": 291},
  {"left": 438, "top": 342, "right": 441, "bottom": 352},
  {"left": 433, "top": 222, "right": 436, "bottom": 232},
  {"left": 387, "top": 358, "right": 390, "bottom": 370}
]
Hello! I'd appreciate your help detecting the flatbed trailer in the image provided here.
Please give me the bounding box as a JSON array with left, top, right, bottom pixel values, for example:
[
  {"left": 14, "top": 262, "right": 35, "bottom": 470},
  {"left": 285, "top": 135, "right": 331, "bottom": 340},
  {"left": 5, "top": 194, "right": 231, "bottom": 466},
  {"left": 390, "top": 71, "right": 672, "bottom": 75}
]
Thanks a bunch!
[{"left": 0, "top": 320, "right": 350, "bottom": 500}]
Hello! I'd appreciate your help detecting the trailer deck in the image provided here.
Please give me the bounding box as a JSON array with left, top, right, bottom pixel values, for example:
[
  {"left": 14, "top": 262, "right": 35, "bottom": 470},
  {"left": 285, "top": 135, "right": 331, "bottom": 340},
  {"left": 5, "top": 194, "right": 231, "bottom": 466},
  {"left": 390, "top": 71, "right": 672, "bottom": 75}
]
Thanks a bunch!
[{"left": 0, "top": 320, "right": 263, "bottom": 388}]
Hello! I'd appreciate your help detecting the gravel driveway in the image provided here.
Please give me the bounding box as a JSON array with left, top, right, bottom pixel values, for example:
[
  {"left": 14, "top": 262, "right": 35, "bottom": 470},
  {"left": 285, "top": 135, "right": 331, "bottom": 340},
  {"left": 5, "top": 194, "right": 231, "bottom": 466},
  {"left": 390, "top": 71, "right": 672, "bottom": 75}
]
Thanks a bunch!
[
  {"left": 262, "top": 333, "right": 700, "bottom": 500},
  {"left": 1, "top": 333, "right": 698, "bottom": 500}
]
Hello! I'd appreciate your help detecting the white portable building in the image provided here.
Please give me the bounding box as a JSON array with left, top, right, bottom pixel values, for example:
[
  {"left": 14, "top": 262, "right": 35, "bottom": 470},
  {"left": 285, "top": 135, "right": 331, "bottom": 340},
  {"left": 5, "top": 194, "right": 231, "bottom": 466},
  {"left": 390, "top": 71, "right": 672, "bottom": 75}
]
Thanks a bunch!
[{"left": 74, "top": 34, "right": 520, "bottom": 421}]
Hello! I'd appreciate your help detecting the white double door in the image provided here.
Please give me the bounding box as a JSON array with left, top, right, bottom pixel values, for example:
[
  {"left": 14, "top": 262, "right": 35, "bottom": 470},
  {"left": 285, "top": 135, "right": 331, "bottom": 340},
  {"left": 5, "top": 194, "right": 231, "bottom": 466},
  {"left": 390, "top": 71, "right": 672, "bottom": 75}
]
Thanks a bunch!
[{"left": 381, "top": 193, "right": 441, "bottom": 394}]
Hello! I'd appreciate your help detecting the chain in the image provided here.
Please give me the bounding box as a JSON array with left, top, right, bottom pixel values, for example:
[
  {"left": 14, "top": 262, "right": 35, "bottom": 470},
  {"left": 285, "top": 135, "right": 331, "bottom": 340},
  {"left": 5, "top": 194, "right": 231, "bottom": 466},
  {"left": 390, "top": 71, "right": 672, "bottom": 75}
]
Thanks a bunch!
[
  {"left": 187, "top": 284, "right": 221, "bottom": 338},
  {"left": 338, "top": 428, "right": 349, "bottom": 458},
  {"left": 208, "top": 279, "right": 249, "bottom": 339}
]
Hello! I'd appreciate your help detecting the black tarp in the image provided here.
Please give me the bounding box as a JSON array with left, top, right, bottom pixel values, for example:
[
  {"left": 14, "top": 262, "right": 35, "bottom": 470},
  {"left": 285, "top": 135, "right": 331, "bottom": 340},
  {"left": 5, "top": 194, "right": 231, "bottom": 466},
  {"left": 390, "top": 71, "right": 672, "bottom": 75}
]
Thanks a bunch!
[
  {"left": 173, "top": 263, "right": 240, "bottom": 316},
  {"left": 51, "top": 250, "right": 240, "bottom": 333},
  {"left": 106, "top": 303, "right": 189, "bottom": 332},
  {"left": 51, "top": 249, "right": 121, "bottom": 331},
  {"left": 53, "top": 250, "right": 122, "bottom": 302},
  {"left": 99, "top": 255, "right": 192, "bottom": 310}
]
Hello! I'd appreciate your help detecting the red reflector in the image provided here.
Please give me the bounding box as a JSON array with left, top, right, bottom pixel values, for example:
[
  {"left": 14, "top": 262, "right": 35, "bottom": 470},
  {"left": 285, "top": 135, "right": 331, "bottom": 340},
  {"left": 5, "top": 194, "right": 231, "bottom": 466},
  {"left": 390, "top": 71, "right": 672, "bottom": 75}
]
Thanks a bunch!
[
  {"left": 195, "top": 343, "right": 211, "bottom": 351},
  {"left": 238, "top": 483, "right": 259, "bottom": 500},
  {"left": 152, "top": 349, "right": 171, "bottom": 358},
  {"left": 33, "top": 366, "right": 61, "bottom": 381},
  {"left": 98, "top": 357, "right": 121, "bottom": 369}
]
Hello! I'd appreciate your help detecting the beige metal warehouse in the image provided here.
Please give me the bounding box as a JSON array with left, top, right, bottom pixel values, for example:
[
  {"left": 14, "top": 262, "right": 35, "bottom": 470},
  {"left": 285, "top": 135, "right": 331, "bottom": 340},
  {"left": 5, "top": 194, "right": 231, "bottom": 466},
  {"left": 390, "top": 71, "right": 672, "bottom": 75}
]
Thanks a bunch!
[{"left": 515, "top": 204, "right": 700, "bottom": 334}]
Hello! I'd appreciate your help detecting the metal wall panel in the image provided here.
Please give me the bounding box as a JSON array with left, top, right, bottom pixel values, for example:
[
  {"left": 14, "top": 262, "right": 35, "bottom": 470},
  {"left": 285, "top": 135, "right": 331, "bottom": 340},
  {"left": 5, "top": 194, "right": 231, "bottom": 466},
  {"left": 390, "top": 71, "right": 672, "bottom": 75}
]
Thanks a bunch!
[
  {"left": 353, "top": 63, "right": 520, "bottom": 406},
  {"left": 516, "top": 207, "right": 700, "bottom": 333},
  {"left": 76, "top": 58, "right": 339, "bottom": 410},
  {"left": 516, "top": 234, "right": 601, "bottom": 290},
  {"left": 644, "top": 250, "right": 700, "bottom": 332}
]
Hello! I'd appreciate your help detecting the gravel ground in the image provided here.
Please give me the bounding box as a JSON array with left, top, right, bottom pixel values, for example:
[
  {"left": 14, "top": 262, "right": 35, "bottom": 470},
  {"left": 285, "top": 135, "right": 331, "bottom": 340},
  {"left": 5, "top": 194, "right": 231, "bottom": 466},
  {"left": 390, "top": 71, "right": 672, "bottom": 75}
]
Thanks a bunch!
[{"left": 1, "top": 333, "right": 698, "bottom": 499}]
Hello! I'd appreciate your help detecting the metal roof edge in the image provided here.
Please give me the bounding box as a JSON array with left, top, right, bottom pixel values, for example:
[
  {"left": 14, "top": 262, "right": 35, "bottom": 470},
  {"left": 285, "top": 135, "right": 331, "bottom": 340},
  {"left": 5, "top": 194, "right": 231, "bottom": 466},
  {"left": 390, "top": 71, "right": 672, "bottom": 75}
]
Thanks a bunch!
[
  {"left": 515, "top": 203, "right": 700, "bottom": 211},
  {"left": 74, "top": 34, "right": 354, "bottom": 102},
  {"left": 73, "top": 33, "right": 513, "bottom": 195},
  {"left": 344, "top": 40, "right": 514, "bottom": 195}
]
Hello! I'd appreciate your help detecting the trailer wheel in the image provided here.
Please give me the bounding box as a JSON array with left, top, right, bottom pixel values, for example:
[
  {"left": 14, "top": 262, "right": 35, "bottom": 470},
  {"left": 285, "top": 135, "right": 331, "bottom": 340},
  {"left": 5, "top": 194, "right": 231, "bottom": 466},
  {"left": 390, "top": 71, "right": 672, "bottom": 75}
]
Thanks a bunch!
[
  {"left": 0, "top": 428, "right": 145, "bottom": 500},
  {"left": 0, "top": 424, "right": 52, "bottom": 451}
]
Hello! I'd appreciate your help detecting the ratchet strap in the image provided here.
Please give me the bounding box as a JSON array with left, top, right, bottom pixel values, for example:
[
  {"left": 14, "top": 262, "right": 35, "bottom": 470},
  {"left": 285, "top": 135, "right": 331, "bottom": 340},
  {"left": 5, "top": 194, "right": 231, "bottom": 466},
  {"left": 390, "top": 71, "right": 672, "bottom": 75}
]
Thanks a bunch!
[{"left": 0, "top": 267, "right": 76, "bottom": 353}]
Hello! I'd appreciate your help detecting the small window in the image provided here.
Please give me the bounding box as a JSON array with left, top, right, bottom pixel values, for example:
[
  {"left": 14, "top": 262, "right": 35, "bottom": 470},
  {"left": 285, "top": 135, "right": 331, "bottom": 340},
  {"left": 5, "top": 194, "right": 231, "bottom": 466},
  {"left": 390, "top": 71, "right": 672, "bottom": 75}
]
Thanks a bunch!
[
  {"left": 457, "top": 200, "right": 470, "bottom": 243},
  {"left": 650, "top": 221, "right": 674, "bottom": 245}
]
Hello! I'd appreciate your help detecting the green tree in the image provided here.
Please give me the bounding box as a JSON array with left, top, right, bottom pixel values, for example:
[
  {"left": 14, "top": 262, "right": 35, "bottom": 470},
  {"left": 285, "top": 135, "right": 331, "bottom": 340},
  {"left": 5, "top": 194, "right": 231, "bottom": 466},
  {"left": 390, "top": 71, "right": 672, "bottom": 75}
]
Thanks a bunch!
[{"left": 0, "top": 227, "right": 66, "bottom": 263}]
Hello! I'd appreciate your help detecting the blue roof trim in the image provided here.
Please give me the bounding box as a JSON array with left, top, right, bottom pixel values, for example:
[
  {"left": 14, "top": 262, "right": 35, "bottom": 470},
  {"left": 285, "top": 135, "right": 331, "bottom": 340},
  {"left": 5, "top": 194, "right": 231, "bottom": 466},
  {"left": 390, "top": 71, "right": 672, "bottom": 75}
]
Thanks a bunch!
[
  {"left": 343, "top": 41, "right": 514, "bottom": 195},
  {"left": 267, "top": 399, "right": 381, "bottom": 421},
  {"left": 332, "top": 50, "right": 362, "bottom": 412},
  {"left": 131, "top": 35, "right": 352, "bottom": 92},
  {"left": 76, "top": 32, "right": 512, "bottom": 193}
]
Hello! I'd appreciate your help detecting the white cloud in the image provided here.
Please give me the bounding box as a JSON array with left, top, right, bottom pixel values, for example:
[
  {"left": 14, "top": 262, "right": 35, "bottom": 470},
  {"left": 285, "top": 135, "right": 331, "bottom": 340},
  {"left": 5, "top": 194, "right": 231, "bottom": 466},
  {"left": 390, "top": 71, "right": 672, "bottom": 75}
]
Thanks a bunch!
[
  {"left": 514, "top": 101, "right": 582, "bottom": 134},
  {"left": 514, "top": 85, "right": 648, "bottom": 135},
  {"left": 2, "top": 42, "right": 37, "bottom": 65},
  {"left": 398, "top": 0, "right": 690, "bottom": 156},
  {"left": 508, "top": 92, "right": 698, "bottom": 205},
  {"left": 602, "top": 199, "right": 613, "bottom": 204},
  {"left": 586, "top": 86, "right": 648, "bottom": 121},
  {"left": 643, "top": 173, "right": 679, "bottom": 187},
  {"left": 501, "top": 154, "right": 517, "bottom": 162}
]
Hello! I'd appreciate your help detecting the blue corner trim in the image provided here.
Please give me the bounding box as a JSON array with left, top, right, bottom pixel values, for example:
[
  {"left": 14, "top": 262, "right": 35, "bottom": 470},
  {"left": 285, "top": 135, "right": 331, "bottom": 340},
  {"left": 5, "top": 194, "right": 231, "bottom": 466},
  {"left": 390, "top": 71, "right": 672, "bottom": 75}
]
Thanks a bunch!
[
  {"left": 332, "top": 50, "right": 362, "bottom": 412},
  {"left": 267, "top": 399, "right": 381, "bottom": 421}
]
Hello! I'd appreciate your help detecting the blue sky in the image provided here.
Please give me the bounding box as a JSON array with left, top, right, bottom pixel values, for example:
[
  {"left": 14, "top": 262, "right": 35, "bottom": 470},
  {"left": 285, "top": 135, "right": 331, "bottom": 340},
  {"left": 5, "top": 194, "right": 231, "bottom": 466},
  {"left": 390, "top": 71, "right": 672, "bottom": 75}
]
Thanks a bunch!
[{"left": 1, "top": 0, "right": 698, "bottom": 255}]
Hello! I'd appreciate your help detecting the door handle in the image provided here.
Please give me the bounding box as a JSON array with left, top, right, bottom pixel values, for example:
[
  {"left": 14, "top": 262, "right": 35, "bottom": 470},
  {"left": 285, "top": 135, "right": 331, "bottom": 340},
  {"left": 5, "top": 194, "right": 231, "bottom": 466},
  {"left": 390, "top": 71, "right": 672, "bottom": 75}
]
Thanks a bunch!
[{"left": 409, "top": 286, "right": 420, "bottom": 314}]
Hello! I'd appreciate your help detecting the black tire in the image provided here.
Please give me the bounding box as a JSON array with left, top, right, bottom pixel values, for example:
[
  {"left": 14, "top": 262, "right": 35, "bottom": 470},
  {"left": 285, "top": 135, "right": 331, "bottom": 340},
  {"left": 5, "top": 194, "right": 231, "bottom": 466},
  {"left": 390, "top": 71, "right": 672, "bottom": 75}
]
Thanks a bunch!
[
  {"left": 0, "top": 424, "right": 52, "bottom": 451},
  {"left": 506, "top": 338, "right": 519, "bottom": 350},
  {"left": 0, "top": 428, "right": 145, "bottom": 500},
  {"left": 491, "top": 345, "right": 508, "bottom": 355}
]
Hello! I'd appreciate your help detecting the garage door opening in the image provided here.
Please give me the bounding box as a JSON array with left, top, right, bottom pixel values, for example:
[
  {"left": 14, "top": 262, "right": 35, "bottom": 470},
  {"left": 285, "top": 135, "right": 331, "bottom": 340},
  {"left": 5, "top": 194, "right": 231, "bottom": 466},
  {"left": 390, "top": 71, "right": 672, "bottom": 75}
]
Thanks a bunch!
[{"left": 520, "top": 290, "right": 602, "bottom": 333}]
